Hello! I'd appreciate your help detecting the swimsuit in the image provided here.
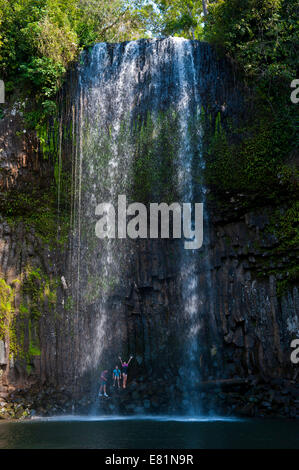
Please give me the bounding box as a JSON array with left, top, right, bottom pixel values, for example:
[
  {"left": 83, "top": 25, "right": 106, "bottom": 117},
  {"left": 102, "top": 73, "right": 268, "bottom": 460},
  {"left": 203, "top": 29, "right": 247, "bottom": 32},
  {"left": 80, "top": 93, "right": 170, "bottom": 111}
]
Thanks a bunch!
[
  {"left": 122, "top": 363, "right": 128, "bottom": 375},
  {"left": 113, "top": 369, "right": 121, "bottom": 377}
]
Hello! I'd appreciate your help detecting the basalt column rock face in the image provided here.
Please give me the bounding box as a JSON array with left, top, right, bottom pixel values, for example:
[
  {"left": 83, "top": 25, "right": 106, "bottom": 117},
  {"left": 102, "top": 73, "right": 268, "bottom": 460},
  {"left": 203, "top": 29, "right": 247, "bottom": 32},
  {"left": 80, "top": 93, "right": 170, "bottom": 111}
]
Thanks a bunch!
[
  {"left": 0, "top": 104, "right": 71, "bottom": 397},
  {"left": 207, "top": 210, "right": 299, "bottom": 382}
]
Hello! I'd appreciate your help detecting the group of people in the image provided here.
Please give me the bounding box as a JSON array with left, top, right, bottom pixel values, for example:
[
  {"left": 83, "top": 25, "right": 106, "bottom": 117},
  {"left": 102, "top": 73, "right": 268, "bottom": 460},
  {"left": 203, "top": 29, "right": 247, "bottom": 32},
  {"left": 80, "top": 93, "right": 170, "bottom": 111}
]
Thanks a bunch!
[{"left": 98, "top": 356, "right": 133, "bottom": 397}]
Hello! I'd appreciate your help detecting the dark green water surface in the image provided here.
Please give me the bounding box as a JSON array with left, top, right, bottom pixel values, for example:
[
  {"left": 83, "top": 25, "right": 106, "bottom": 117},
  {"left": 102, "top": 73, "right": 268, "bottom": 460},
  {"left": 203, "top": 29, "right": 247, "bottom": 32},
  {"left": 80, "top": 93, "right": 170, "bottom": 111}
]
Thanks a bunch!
[{"left": 0, "top": 415, "right": 298, "bottom": 449}]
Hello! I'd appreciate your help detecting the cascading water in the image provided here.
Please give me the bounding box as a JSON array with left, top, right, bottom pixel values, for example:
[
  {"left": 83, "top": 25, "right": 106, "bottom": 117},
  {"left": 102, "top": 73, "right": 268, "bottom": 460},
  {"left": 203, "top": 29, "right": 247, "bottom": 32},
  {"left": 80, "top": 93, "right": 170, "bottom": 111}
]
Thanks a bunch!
[
  {"left": 68, "top": 38, "right": 228, "bottom": 413},
  {"left": 174, "top": 39, "right": 205, "bottom": 414},
  {"left": 70, "top": 42, "right": 142, "bottom": 395}
]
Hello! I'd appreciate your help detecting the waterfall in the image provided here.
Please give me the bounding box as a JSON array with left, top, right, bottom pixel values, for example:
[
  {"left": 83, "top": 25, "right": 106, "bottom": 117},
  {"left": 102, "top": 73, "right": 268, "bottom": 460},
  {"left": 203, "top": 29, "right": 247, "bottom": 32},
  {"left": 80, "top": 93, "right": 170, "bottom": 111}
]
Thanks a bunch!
[{"left": 68, "top": 38, "right": 226, "bottom": 412}]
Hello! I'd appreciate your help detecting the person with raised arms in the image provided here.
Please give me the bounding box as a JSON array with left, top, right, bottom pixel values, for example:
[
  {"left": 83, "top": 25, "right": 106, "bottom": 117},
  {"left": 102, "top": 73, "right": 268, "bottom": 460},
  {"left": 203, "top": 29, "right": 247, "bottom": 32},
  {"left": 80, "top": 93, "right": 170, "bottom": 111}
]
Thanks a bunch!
[{"left": 118, "top": 355, "right": 133, "bottom": 389}]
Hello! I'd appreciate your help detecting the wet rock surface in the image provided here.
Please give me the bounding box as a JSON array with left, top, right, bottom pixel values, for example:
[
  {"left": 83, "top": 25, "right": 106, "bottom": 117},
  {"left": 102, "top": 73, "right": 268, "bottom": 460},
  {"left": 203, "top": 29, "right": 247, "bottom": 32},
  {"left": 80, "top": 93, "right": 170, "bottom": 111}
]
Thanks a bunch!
[{"left": 1, "top": 374, "right": 298, "bottom": 420}]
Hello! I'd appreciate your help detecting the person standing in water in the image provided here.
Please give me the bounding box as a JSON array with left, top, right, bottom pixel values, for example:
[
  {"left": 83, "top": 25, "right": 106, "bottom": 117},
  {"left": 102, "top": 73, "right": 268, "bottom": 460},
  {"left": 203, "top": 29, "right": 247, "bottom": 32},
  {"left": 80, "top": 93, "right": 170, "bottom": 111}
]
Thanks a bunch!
[
  {"left": 118, "top": 355, "right": 133, "bottom": 389},
  {"left": 112, "top": 365, "right": 121, "bottom": 389},
  {"left": 98, "top": 370, "right": 109, "bottom": 397}
]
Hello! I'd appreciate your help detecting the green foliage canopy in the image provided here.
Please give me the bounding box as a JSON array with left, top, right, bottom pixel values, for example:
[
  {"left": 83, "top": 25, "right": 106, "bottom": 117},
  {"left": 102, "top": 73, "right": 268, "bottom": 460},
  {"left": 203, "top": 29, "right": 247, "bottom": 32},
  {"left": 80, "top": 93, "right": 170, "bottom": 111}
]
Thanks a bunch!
[
  {"left": 0, "top": 0, "right": 151, "bottom": 124},
  {"left": 204, "top": 0, "right": 298, "bottom": 96},
  {"left": 150, "top": 0, "right": 204, "bottom": 38}
]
